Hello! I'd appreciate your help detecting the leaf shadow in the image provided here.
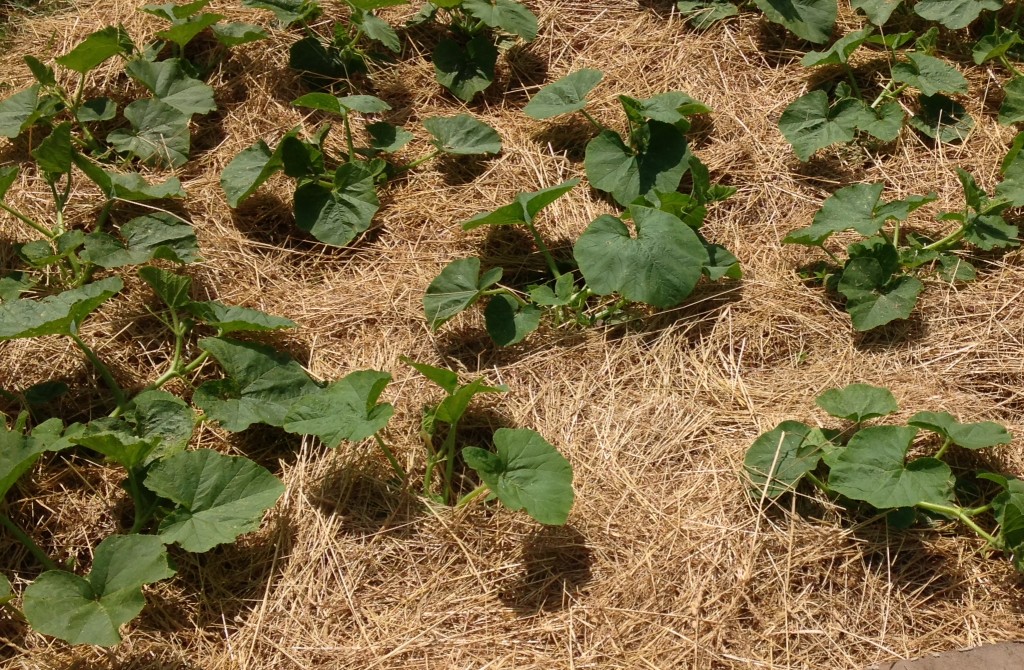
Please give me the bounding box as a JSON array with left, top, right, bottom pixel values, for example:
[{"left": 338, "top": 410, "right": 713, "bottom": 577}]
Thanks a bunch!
[
  {"left": 434, "top": 153, "right": 500, "bottom": 186},
  {"left": 309, "top": 463, "right": 425, "bottom": 539},
  {"left": 530, "top": 117, "right": 597, "bottom": 163},
  {"left": 852, "top": 316, "right": 929, "bottom": 350},
  {"left": 497, "top": 524, "right": 594, "bottom": 615},
  {"left": 503, "top": 44, "right": 549, "bottom": 99}
]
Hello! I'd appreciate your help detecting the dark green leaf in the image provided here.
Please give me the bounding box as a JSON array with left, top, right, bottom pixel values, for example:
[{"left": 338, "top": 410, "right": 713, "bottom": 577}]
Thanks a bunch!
[
  {"left": 484, "top": 294, "right": 541, "bottom": 346},
  {"left": 221, "top": 139, "right": 286, "bottom": 207},
  {"left": 289, "top": 35, "right": 360, "bottom": 80},
  {"left": 619, "top": 91, "right": 711, "bottom": 122},
  {"left": 23, "top": 55, "right": 56, "bottom": 86},
  {"left": 423, "top": 113, "right": 502, "bottom": 155},
  {"left": 211, "top": 22, "right": 269, "bottom": 47},
  {"left": 77, "top": 97, "right": 117, "bottom": 122},
  {"left": 141, "top": 0, "right": 211, "bottom": 21},
  {"left": 908, "top": 93, "right": 974, "bottom": 144},
  {"left": 752, "top": 0, "right": 836, "bottom": 43},
  {"left": 83, "top": 213, "right": 198, "bottom": 268},
  {"left": 778, "top": 90, "right": 866, "bottom": 161},
  {"left": 744, "top": 420, "right": 834, "bottom": 497},
  {"left": 999, "top": 76, "right": 1024, "bottom": 126},
  {"left": 801, "top": 27, "right": 875, "bottom": 66},
  {"left": 55, "top": 26, "right": 134, "bottom": 74},
  {"left": 784, "top": 183, "right": 885, "bottom": 245},
  {"left": 71, "top": 425, "right": 163, "bottom": 470},
  {"left": 523, "top": 69, "right": 603, "bottom": 119},
  {"left": 462, "top": 178, "right": 579, "bottom": 229},
  {"left": 676, "top": 0, "right": 739, "bottom": 28},
  {"left": 852, "top": 0, "right": 903, "bottom": 25},
  {"left": 433, "top": 35, "right": 497, "bottom": 102},
  {"left": 0, "top": 165, "right": 19, "bottom": 200},
  {"left": 423, "top": 257, "right": 502, "bottom": 329},
  {"left": 31, "top": 122, "right": 73, "bottom": 175},
  {"left": 574, "top": 206, "right": 709, "bottom": 308},
  {"left": 462, "top": 428, "right": 573, "bottom": 525},
  {"left": 123, "top": 390, "right": 195, "bottom": 453},
  {"left": 964, "top": 214, "right": 1018, "bottom": 250},
  {"left": 401, "top": 356, "right": 460, "bottom": 393},
  {"left": 936, "top": 253, "right": 976, "bottom": 282},
  {"left": 358, "top": 12, "right": 401, "bottom": 53},
  {"left": 22, "top": 535, "right": 174, "bottom": 647},
  {"left": 856, "top": 100, "right": 905, "bottom": 141},
  {"left": 139, "top": 267, "right": 192, "bottom": 310},
  {"left": 145, "top": 449, "right": 284, "bottom": 552},
  {"left": 293, "top": 163, "right": 380, "bottom": 247},
  {"left": 0, "top": 277, "right": 123, "bottom": 340},
  {"left": 185, "top": 301, "right": 295, "bottom": 333},
  {"left": 0, "top": 418, "right": 69, "bottom": 499},
  {"left": 157, "top": 13, "right": 224, "bottom": 49},
  {"left": 292, "top": 92, "right": 390, "bottom": 115},
  {"left": 365, "top": 122, "right": 414, "bottom": 153},
  {"left": 462, "top": 0, "right": 538, "bottom": 40},
  {"left": 0, "top": 85, "right": 41, "bottom": 139},
  {"left": 838, "top": 259, "right": 924, "bottom": 330},
  {"left": 908, "top": 411, "right": 1011, "bottom": 449},
  {"left": 242, "top": 0, "right": 320, "bottom": 26},
  {"left": 283, "top": 370, "right": 394, "bottom": 445},
  {"left": 815, "top": 383, "right": 898, "bottom": 422},
  {"left": 528, "top": 273, "right": 575, "bottom": 306},
  {"left": 107, "top": 98, "right": 191, "bottom": 168},
  {"left": 891, "top": 52, "right": 968, "bottom": 96},
  {"left": 996, "top": 131, "right": 1024, "bottom": 206},
  {"left": 0, "top": 575, "right": 11, "bottom": 605},
  {"left": 973, "top": 27, "right": 1022, "bottom": 64},
  {"left": 73, "top": 154, "right": 185, "bottom": 200},
  {"left": 584, "top": 122, "right": 690, "bottom": 205},
  {"left": 125, "top": 58, "right": 216, "bottom": 116},
  {"left": 913, "top": 0, "right": 1001, "bottom": 29}
]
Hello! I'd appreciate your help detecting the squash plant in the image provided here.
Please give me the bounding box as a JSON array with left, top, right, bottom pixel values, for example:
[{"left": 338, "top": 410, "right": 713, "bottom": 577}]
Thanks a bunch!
[
  {"left": 786, "top": 132, "right": 1024, "bottom": 331},
  {"left": 424, "top": 179, "right": 740, "bottom": 345},
  {"left": 220, "top": 93, "right": 501, "bottom": 247},
  {"left": 744, "top": 382, "right": 1024, "bottom": 571}
]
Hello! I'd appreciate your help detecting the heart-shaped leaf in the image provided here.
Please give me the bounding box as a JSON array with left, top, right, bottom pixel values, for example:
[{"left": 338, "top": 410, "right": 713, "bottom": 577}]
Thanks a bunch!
[
  {"left": 908, "top": 411, "right": 1011, "bottom": 449},
  {"left": 293, "top": 163, "right": 380, "bottom": 247},
  {"left": 1, "top": 418, "right": 71, "bottom": 499},
  {"left": 144, "top": 449, "right": 284, "bottom": 552},
  {"left": 913, "top": 0, "right": 1001, "bottom": 29},
  {"left": 752, "top": 0, "right": 836, "bottom": 43},
  {"left": 585, "top": 122, "right": 691, "bottom": 205},
  {"left": 185, "top": 301, "right": 296, "bottom": 333},
  {"left": 484, "top": 294, "right": 541, "bottom": 345},
  {"left": 433, "top": 35, "right": 497, "bottom": 102},
  {"left": 107, "top": 98, "right": 191, "bottom": 168},
  {"left": 891, "top": 52, "right": 968, "bottom": 97},
  {"left": 423, "top": 113, "right": 502, "bottom": 155},
  {"left": 283, "top": 370, "right": 394, "bottom": 445},
  {"left": 462, "top": 428, "right": 574, "bottom": 525},
  {"left": 462, "top": 0, "right": 537, "bottom": 40},
  {"left": 744, "top": 421, "right": 836, "bottom": 497},
  {"left": 211, "top": 21, "right": 268, "bottom": 47},
  {"left": 73, "top": 154, "right": 185, "bottom": 200},
  {"left": 56, "top": 25, "right": 134, "bottom": 74},
  {"left": 0, "top": 277, "right": 123, "bottom": 340},
  {"left": 82, "top": 213, "right": 198, "bottom": 268},
  {"left": 909, "top": 93, "right": 974, "bottom": 144},
  {"left": 838, "top": 258, "right": 924, "bottom": 331},
  {"left": 778, "top": 90, "right": 866, "bottom": 161},
  {"left": 139, "top": 267, "right": 192, "bottom": 310},
  {"left": 801, "top": 27, "right": 875, "bottom": 66},
  {"left": 125, "top": 58, "right": 216, "bottom": 116},
  {"left": 0, "top": 85, "right": 42, "bottom": 138},
  {"left": 815, "top": 383, "right": 898, "bottom": 422},
  {"left": 999, "top": 77, "right": 1024, "bottom": 126},
  {"left": 423, "top": 257, "right": 503, "bottom": 329},
  {"left": 523, "top": 69, "right": 603, "bottom": 119},
  {"left": 32, "top": 122, "right": 74, "bottom": 175}
]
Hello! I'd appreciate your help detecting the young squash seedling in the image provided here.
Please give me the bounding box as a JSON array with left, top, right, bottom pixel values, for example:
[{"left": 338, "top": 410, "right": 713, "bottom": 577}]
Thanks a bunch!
[
  {"left": 785, "top": 133, "right": 1024, "bottom": 331},
  {"left": 744, "top": 382, "right": 1024, "bottom": 571},
  {"left": 220, "top": 93, "right": 501, "bottom": 247}
]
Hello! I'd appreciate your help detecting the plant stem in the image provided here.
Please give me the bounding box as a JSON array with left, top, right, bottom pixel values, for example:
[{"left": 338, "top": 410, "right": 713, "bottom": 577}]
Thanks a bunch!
[
  {"left": 922, "top": 225, "right": 966, "bottom": 252},
  {"left": 69, "top": 332, "right": 127, "bottom": 409},
  {"left": 870, "top": 82, "right": 908, "bottom": 109},
  {"left": 524, "top": 220, "right": 562, "bottom": 279},
  {"left": 71, "top": 74, "right": 87, "bottom": 112},
  {"left": 373, "top": 433, "right": 406, "bottom": 482},
  {"left": 843, "top": 67, "right": 862, "bottom": 99},
  {"left": 397, "top": 149, "right": 441, "bottom": 172},
  {"left": 999, "top": 55, "right": 1024, "bottom": 78},
  {"left": 916, "top": 501, "right": 1004, "bottom": 549},
  {"left": 456, "top": 483, "right": 489, "bottom": 508},
  {"left": 579, "top": 110, "right": 606, "bottom": 131},
  {"left": 0, "top": 201, "right": 55, "bottom": 239},
  {"left": 126, "top": 470, "right": 151, "bottom": 534},
  {"left": 0, "top": 513, "right": 59, "bottom": 571},
  {"left": 591, "top": 297, "right": 628, "bottom": 323},
  {"left": 933, "top": 437, "right": 953, "bottom": 460},
  {"left": 342, "top": 113, "right": 356, "bottom": 162}
]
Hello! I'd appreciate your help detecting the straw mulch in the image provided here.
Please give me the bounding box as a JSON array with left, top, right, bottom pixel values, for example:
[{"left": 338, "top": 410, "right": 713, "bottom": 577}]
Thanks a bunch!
[{"left": 1, "top": 0, "right": 1023, "bottom": 667}]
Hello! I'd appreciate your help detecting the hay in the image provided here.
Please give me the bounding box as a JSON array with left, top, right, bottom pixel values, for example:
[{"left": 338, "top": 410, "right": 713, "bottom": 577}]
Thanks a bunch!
[{"left": 1, "top": 0, "right": 1023, "bottom": 667}]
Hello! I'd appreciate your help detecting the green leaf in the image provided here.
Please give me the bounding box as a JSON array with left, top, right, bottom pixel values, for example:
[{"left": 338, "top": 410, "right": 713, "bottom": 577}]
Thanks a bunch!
[
  {"left": 125, "top": 58, "right": 216, "bottom": 116},
  {"left": 574, "top": 206, "right": 709, "bottom": 308},
  {"left": 31, "top": 122, "right": 74, "bottom": 175},
  {"left": 829, "top": 425, "right": 953, "bottom": 508},
  {"left": 484, "top": 294, "right": 541, "bottom": 346},
  {"left": 55, "top": 25, "right": 133, "bottom": 74},
  {"left": 422, "top": 113, "right": 502, "bottom": 155},
  {"left": 585, "top": 122, "right": 690, "bottom": 205},
  {"left": 935, "top": 253, "right": 976, "bottom": 282},
  {"left": 289, "top": 36, "right": 360, "bottom": 80},
  {"left": 185, "top": 301, "right": 296, "bottom": 333},
  {"left": 211, "top": 21, "right": 269, "bottom": 47},
  {"left": 423, "top": 257, "right": 503, "bottom": 329},
  {"left": 0, "top": 277, "right": 123, "bottom": 340},
  {"left": 978, "top": 475, "right": 1024, "bottom": 552},
  {"left": 744, "top": 421, "right": 834, "bottom": 497},
  {"left": 909, "top": 93, "right": 974, "bottom": 144},
  {"left": 0, "top": 85, "right": 41, "bottom": 138},
  {"left": 523, "top": 69, "right": 603, "bottom": 119},
  {"left": 855, "top": 100, "right": 905, "bottom": 142},
  {"left": 22, "top": 535, "right": 174, "bottom": 646},
  {"left": 401, "top": 356, "right": 460, "bottom": 393},
  {"left": 462, "top": 0, "right": 538, "bottom": 40},
  {"left": 778, "top": 90, "right": 865, "bottom": 161},
  {"left": 348, "top": 0, "right": 408, "bottom": 8},
  {"left": 838, "top": 259, "right": 924, "bottom": 331},
  {"left": 23, "top": 54, "right": 56, "bottom": 86},
  {"left": 619, "top": 91, "right": 711, "bottom": 122},
  {"left": 156, "top": 13, "right": 224, "bottom": 49},
  {"left": 973, "top": 27, "right": 1022, "bottom": 64},
  {"left": 462, "top": 178, "right": 579, "bottom": 229},
  {"left": 752, "top": 0, "right": 836, "bottom": 43},
  {"left": 122, "top": 390, "right": 195, "bottom": 453},
  {"left": 107, "top": 98, "right": 191, "bottom": 168},
  {"left": 964, "top": 214, "right": 1018, "bottom": 250},
  {"left": 908, "top": 411, "right": 1011, "bottom": 449},
  {"left": 0, "top": 419, "right": 70, "bottom": 499},
  {"left": 145, "top": 449, "right": 284, "bottom": 552},
  {"left": 0, "top": 574, "right": 11, "bottom": 605},
  {"left": 852, "top": 0, "right": 903, "bottom": 25},
  {"left": 785, "top": 183, "right": 885, "bottom": 245},
  {"left": 891, "top": 52, "right": 968, "bottom": 97},
  {"left": 529, "top": 273, "right": 575, "bottom": 306},
  {"left": 293, "top": 163, "right": 380, "bottom": 247},
  {"left": 242, "top": 0, "right": 320, "bottom": 25},
  {"left": 365, "top": 122, "right": 414, "bottom": 153},
  {"left": 139, "top": 266, "right": 192, "bottom": 310},
  {"left": 193, "top": 337, "right": 320, "bottom": 431},
  {"left": 82, "top": 213, "right": 199, "bottom": 268},
  {"left": 73, "top": 154, "right": 185, "bottom": 200},
  {"left": 220, "top": 139, "right": 287, "bottom": 207},
  {"left": 71, "top": 425, "right": 163, "bottom": 470},
  {"left": 292, "top": 92, "right": 390, "bottom": 115},
  {"left": 676, "top": 0, "right": 739, "bottom": 28},
  {"left": 77, "top": 97, "right": 117, "bottom": 122},
  {"left": 357, "top": 11, "right": 401, "bottom": 52},
  {"left": 999, "top": 76, "right": 1024, "bottom": 126},
  {"left": 815, "top": 383, "right": 898, "bottom": 422},
  {"left": 0, "top": 165, "right": 19, "bottom": 201},
  {"left": 141, "top": 0, "right": 211, "bottom": 21},
  {"left": 996, "top": 132, "right": 1024, "bottom": 206},
  {"left": 801, "top": 27, "right": 875, "bottom": 66},
  {"left": 282, "top": 370, "right": 394, "bottom": 445},
  {"left": 463, "top": 428, "right": 573, "bottom": 525},
  {"left": 433, "top": 35, "right": 497, "bottom": 102},
  {"left": 913, "top": 0, "right": 1001, "bottom": 29}
]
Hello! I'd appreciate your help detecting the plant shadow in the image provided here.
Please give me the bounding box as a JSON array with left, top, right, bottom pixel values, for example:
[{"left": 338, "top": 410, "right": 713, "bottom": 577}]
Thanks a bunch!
[
  {"left": 498, "top": 524, "right": 594, "bottom": 615},
  {"left": 530, "top": 118, "right": 597, "bottom": 163},
  {"left": 434, "top": 153, "right": 500, "bottom": 186},
  {"left": 310, "top": 464, "right": 426, "bottom": 539}
]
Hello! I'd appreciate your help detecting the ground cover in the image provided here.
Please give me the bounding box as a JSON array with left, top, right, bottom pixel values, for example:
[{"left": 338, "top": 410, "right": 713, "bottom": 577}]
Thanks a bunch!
[{"left": 0, "top": 0, "right": 1023, "bottom": 667}]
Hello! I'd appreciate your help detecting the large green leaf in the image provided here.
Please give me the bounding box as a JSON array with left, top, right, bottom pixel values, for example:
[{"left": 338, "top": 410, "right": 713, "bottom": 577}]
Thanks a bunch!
[
  {"left": 752, "top": 0, "right": 836, "bottom": 43},
  {"left": 963, "top": 214, "right": 1018, "bottom": 250},
  {"left": 462, "top": 0, "right": 537, "bottom": 40},
  {"left": 744, "top": 421, "right": 835, "bottom": 497},
  {"left": 1000, "top": 76, "right": 1024, "bottom": 126},
  {"left": 484, "top": 294, "right": 541, "bottom": 346},
  {"left": 422, "top": 114, "right": 502, "bottom": 155},
  {"left": 676, "top": 0, "right": 740, "bottom": 29},
  {"left": 462, "top": 428, "right": 574, "bottom": 525},
  {"left": 815, "top": 383, "right": 898, "bottom": 422},
  {"left": 0, "top": 418, "right": 69, "bottom": 499},
  {"left": 618, "top": 92, "right": 711, "bottom": 123},
  {"left": 908, "top": 411, "right": 1011, "bottom": 449},
  {"left": 584, "top": 122, "right": 690, "bottom": 205},
  {"left": 82, "top": 213, "right": 198, "bottom": 268},
  {"left": 978, "top": 475, "right": 1024, "bottom": 555},
  {"left": 156, "top": 13, "right": 224, "bottom": 49},
  {"left": 282, "top": 370, "right": 394, "bottom": 445},
  {"left": 778, "top": 90, "right": 866, "bottom": 161},
  {"left": 211, "top": 22, "right": 269, "bottom": 47},
  {"left": 185, "top": 301, "right": 296, "bottom": 333},
  {"left": 801, "top": 27, "right": 875, "bottom": 66},
  {"left": 908, "top": 93, "right": 974, "bottom": 144},
  {"left": 71, "top": 424, "right": 163, "bottom": 470},
  {"left": 193, "top": 337, "right": 320, "bottom": 431},
  {"left": 242, "top": 0, "right": 320, "bottom": 25},
  {"left": 423, "top": 257, "right": 503, "bottom": 329},
  {"left": 996, "top": 132, "right": 1024, "bottom": 206},
  {"left": 145, "top": 449, "right": 284, "bottom": 552},
  {"left": 838, "top": 259, "right": 924, "bottom": 330},
  {"left": 293, "top": 163, "right": 380, "bottom": 247},
  {"left": 55, "top": 25, "right": 134, "bottom": 74},
  {"left": 913, "top": 0, "right": 1001, "bottom": 29},
  {"left": 433, "top": 35, "right": 497, "bottom": 102},
  {"left": 784, "top": 184, "right": 934, "bottom": 245},
  {"left": 122, "top": 390, "right": 196, "bottom": 453},
  {"left": 523, "top": 69, "right": 603, "bottom": 119},
  {"left": 972, "top": 27, "right": 1022, "bottom": 65},
  {"left": 32, "top": 122, "right": 74, "bottom": 175},
  {"left": 462, "top": 178, "right": 580, "bottom": 229},
  {"left": 73, "top": 154, "right": 185, "bottom": 201},
  {"left": 891, "top": 52, "right": 968, "bottom": 97},
  {"left": 291, "top": 92, "right": 390, "bottom": 116},
  {"left": 125, "top": 58, "right": 216, "bottom": 116},
  {"left": 22, "top": 535, "right": 175, "bottom": 647},
  {"left": 828, "top": 426, "right": 953, "bottom": 509},
  {"left": 107, "top": 98, "right": 191, "bottom": 168},
  {"left": 574, "top": 206, "right": 708, "bottom": 308},
  {"left": 139, "top": 267, "right": 192, "bottom": 310},
  {"left": 0, "top": 85, "right": 41, "bottom": 138},
  {"left": 220, "top": 139, "right": 288, "bottom": 207},
  {"left": 852, "top": 0, "right": 903, "bottom": 25},
  {"left": 0, "top": 277, "right": 123, "bottom": 340}
]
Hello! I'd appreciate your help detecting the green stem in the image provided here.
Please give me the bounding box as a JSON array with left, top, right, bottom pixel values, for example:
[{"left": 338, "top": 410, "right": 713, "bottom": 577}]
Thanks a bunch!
[
  {"left": 373, "top": 433, "right": 406, "bottom": 482},
  {"left": 933, "top": 437, "right": 953, "bottom": 460},
  {"left": 524, "top": 219, "right": 561, "bottom": 279},
  {"left": 962, "top": 503, "right": 993, "bottom": 517},
  {"left": 579, "top": 109, "right": 606, "bottom": 132},
  {"left": 69, "top": 332, "right": 126, "bottom": 409},
  {"left": 891, "top": 219, "right": 900, "bottom": 250},
  {"left": 342, "top": 113, "right": 355, "bottom": 162},
  {"left": 126, "top": 470, "right": 152, "bottom": 534},
  {"left": 0, "top": 513, "right": 59, "bottom": 571},
  {"left": 922, "top": 226, "right": 966, "bottom": 252},
  {"left": 591, "top": 297, "right": 628, "bottom": 323},
  {"left": 441, "top": 422, "right": 460, "bottom": 504},
  {"left": 843, "top": 67, "right": 862, "bottom": 99},
  {"left": 397, "top": 149, "right": 441, "bottom": 173},
  {"left": 456, "top": 483, "right": 489, "bottom": 508},
  {"left": 999, "top": 55, "right": 1024, "bottom": 78},
  {"left": 0, "top": 201, "right": 55, "bottom": 239},
  {"left": 95, "top": 200, "right": 115, "bottom": 233},
  {"left": 819, "top": 245, "right": 842, "bottom": 265},
  {"left": 915, "top": 501, "right": 1003, "bottom": 549},
  {"left": 481, "top": 287, "right": 528, "bottom": 307},
  {"left": 871, "top": 82, "right": 908, "bottom": 109},
  {"left": 71, "top": 74, "right": 87, "bottom": 112},
  {"left": 805, "top": 471, "right": 830, "bottom": 493}
]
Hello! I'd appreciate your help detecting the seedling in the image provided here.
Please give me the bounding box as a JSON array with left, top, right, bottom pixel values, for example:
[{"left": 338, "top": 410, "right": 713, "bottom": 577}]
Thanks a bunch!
[
  {"left": 785, "top": 135, "right": 1023, "bottom": 331},
  {"left": 221, "top": 93, "right": 501, "bottom": 247},
  {"left": 744, "top": 382, "right": 1024, "bottom": 571}
]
